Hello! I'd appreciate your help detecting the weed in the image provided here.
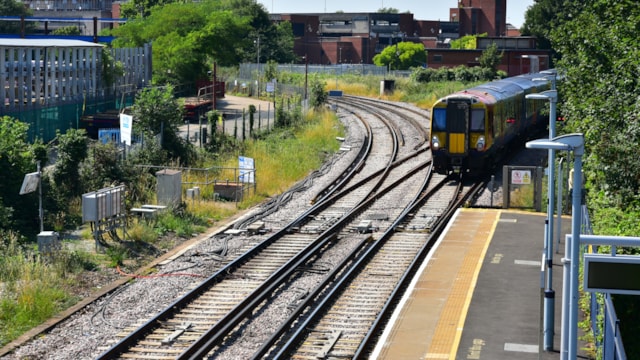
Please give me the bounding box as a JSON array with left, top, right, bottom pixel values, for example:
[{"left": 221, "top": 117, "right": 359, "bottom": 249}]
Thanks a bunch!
[{"left": 106, "top": 245, "right": 129, "bottom": 267}]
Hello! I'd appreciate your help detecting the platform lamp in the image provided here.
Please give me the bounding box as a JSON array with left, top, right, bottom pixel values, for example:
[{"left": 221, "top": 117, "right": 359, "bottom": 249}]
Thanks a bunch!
[
  {"left": 526, "top": 89, "right": 558, "bottom": 351},
  {"left": 526, "top": 133, "right": 584, "bottom": 360}
]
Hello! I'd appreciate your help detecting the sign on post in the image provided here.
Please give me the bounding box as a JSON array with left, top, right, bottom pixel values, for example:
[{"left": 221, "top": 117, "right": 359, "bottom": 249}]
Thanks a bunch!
[
  {"left": 120, "top": 113, "right": 133, "bottom": 145},
  {"left": 239, "top": 156, "right": 255, "bottom": 183},
  {"left": 20, "top": 172, "right": 40, "bottom": 194}
]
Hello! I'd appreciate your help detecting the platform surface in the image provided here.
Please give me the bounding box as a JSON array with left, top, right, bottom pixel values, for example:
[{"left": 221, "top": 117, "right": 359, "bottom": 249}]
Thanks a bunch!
[{"left": 373, "top": 209, "right": 592, "bottom": 360}]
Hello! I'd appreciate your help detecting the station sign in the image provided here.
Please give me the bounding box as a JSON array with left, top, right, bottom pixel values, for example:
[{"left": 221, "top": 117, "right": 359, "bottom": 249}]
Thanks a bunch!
[{"left": 584, "top": 253, "right": 640, "bottom": 295}]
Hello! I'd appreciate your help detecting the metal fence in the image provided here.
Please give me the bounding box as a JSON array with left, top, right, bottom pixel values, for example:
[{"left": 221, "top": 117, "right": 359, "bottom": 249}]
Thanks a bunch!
[
  {"left": 238, "top": 63, "right": 388, "bottom": 80},
  {"left": 584, "top": 206, "right": 627, "bottom": 360}
]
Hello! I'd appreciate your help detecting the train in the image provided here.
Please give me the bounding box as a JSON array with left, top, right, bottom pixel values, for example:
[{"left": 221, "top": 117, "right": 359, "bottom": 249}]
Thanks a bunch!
[{"left": 430, "top": 71, "right": 555, "bottom": 175}]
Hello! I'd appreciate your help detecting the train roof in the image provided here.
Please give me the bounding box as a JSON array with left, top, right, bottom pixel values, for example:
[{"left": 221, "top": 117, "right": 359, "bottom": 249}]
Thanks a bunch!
[{"left": 437, "top": 70, "right": 553, "bottom": 105}]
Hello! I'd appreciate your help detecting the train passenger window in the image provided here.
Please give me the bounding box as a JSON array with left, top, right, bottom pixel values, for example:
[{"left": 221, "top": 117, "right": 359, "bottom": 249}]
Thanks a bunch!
[
  {"left": 470, "top": 109, "right": 485, "bottom": 131},
  {"left": 433, "top": 108, "right": 446, "bottom": 130}
]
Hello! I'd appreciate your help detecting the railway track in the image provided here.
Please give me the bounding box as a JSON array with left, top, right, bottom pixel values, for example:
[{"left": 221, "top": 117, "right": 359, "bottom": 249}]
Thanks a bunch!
[
  {"left": 3, "top": 96, "right": 485, "bottom": 360},
  {"left": 95, "top": 96, "right": 428, "bottom": 359}
]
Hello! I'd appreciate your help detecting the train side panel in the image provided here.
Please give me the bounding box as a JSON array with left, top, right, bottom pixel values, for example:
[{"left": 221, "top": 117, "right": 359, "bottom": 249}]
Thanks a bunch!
[{"left": 430, "top": 71, "right": 553, "bottom": 175}]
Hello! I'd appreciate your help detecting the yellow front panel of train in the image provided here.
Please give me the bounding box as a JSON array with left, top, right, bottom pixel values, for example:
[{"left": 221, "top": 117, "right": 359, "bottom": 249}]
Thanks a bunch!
[{"left": 449, "top": 133, "right": 466, "bottom": 154}]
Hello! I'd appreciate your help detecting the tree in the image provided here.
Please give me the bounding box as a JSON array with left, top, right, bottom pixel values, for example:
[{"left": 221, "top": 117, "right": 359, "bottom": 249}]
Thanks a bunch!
[
  {"left": 51, "top": 129, "right": 88, "bottom": 199},
  {"left": 0, "top": 117, "right": 46, "bottom": 232},
  {"left": 52, "top": 26, "right": 81, "bottom": 36},
  {"left": 131, "top": 85, "right": 195, "bottom": 165},
  {"left": 0, "top": 0, "right": 34, "bottom": 34},
  {"left": 377, "top": 7, "right": 399, "bottom": 13},
  {"left": 372, "top": 42, "right": 426, "bottom": 70},
  {"left": 478, "top": 42, "right": 503, "bottom": 79},
  {"left": 450, "top": 33, "right": 487, "bottom": 49},
  {"left": 119, "top": 0, "right": 179, "bottom": 19},
  {"left": 552, "top": 1, "right": 640, "bottom": 208},
  {"left": 112, "top": 0, "right": 295, "bottom": 84},
  {"left": 521, "top": 0, "right": 586, "bottom": 52},
  {"left": 309, "top": 76, "right": 327, "bottom": 109}
]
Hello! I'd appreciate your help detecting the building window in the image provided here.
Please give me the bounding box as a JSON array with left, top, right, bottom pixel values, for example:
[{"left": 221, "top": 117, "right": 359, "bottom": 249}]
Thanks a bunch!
[{"left": 433, "top": 54, "right": 443, "bottom": 63}]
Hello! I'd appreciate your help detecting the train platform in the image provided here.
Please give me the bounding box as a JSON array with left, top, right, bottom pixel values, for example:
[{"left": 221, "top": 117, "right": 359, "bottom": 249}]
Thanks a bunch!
[{"left": 372, "top": 208, "right": 592, "bottom": 360}]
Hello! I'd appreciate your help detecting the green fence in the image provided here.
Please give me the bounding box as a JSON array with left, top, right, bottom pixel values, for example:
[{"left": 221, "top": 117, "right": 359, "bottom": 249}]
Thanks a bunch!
[{"left": 2, "top": 94, "right": 136, "bottom": 143}]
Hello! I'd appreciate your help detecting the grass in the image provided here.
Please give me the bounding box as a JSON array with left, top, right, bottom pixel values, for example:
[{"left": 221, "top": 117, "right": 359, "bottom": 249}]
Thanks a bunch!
[{"left": 0, "top": 232, "right": 82, "bottom": 346}]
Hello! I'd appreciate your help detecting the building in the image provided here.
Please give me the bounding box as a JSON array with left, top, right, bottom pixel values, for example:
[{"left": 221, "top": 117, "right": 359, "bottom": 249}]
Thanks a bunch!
[
  {"left": 21, "top": 0, "right": 548, "bottom": 76},
  {"left": 21, "top": 0, "right": 118, "bottom": 35},
  {"left": 272, "top": 0, "right": 549, "bottom": 76},
  {"left": 453, "top": 0, "right": 508, "bottom": 37}
]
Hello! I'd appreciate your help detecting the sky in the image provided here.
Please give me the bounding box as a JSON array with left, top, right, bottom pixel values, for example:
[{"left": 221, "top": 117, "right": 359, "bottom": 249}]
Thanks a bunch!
[{"left": 256, "top": 0, "right": 534, "bottom": 29}]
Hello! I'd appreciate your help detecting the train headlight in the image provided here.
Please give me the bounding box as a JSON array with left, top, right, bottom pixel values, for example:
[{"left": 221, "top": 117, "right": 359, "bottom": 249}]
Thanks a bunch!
[
  {"left": 431, "top": 136, "right": 440, "bottom": 151},
  {"left": 476, "top": 136, "right": 486, "bottom": 151}
]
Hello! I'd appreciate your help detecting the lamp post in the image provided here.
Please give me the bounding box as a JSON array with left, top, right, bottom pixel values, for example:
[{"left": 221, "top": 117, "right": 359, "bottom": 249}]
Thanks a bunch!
[
  {"left": 526, "top": 134, "right": 584, "bottom": 360},
  {"left": 526, "top": 88, "right": 558, "bottom": 351},
  {"left": 303, "top": 54, "right": 308, "bottom": 109},
  {"left": 254, "top": 36, "right": 260, "bottom": 97}
]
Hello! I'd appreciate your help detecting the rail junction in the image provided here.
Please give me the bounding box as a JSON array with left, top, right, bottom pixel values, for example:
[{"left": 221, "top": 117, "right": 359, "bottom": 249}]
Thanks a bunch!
[{"left": 2, "top": 96, "right": 490, "bottom": 360}]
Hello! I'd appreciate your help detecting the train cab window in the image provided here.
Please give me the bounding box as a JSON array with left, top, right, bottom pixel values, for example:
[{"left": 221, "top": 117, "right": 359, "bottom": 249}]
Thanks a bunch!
[
  {"left": 433, "top": 108, "right": 446, "bottom": 131},
  {"left": 470, "top": 109, "right": 485, "bottom": 131}
]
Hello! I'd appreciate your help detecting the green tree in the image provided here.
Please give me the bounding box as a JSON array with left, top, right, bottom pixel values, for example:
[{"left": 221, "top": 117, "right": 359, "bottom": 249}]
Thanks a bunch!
[
  {"left": 450, "top": 34, "right": 483, "bottom": 49},
  {"left": 264, "top": 60, "right": 279, "bottom": 85},
  {"left": 309, "top": 76, "right": 327, "bottom": 109},
  {"left": 377, "top": 7, "right": 399, "bottom": 13},
  {"left": 79, "top": 142, "right": 124, "bottom": 192},
  {"left": 372, "top": 42, "right": 427, "bottom": 70},
  {"left": 113, "top": 0, "right": 294, "bottom": 84},
  {"left": 0, "top": 0, "right": 34, "bottom": 34},
  {"left": 131, "top": 85, "right": 195, "bottom": 165},
  {"left": 552, "top": 1, "right": 640, "bottom": 207},
  {"left": 52, "top": 26, "right": 81, "bottom": 35},
  {"left": 0, "top": 117, "right": 46, "bottom": 232},
  {"left": 521, "top": 0, "right": 585, "bottom": 51},
  {"left": 51, "top": 129, "right": 88, "bottom": 199},
  {"left": 119, "top": 0, "right": 178, "bottom": 19},
  {"left": 478, "top": 42, "right": 503, "bottom": 79}
]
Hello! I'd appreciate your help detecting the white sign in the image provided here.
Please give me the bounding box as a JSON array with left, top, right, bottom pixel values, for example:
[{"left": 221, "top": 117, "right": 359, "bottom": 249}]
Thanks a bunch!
[
  {"left": 266, "top": 81, "right": 275, "bottom": 93},
  {"left": 511, "top": 170, "right": 532, "bottom": 185},
  {"left": 239, "top": 156, "right": 255, "bottom": 183},
  {"left": 119, "top": 113, "right": 133, "bottom": 145},
  {"left": 20, "top": 172, "right": 40, "bottom": 194}
]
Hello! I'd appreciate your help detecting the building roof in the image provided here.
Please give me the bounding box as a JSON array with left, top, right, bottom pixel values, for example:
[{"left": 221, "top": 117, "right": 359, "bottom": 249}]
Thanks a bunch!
[{"left": 0, "top": 38, "right": 103, "bottom": 47}]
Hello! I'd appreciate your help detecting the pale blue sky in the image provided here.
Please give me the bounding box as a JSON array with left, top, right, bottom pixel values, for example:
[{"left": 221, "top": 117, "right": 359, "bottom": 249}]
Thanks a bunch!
[{"left": 256, "top": 0, "right": 534, "bottom": 29}]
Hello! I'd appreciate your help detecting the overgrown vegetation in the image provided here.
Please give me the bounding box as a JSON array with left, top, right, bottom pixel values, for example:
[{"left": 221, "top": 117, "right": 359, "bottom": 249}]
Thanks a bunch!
[
  {"left": 523, "top": 1, "right": 640, "bottom": 357},
  {"left": 0, "top": 231, "right": 95, "bottom": 345}
]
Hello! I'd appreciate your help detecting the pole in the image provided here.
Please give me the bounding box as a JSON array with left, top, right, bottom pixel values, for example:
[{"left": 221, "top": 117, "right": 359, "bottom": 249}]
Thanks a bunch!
[
  {"left": 560, "top": 233, "right": 570, "bottom": 360},
  {"left": 212, "top": 62, "right": 217, "bottom": 110},
  {"left": 256, "top": 36, "right": 260, "bottom": 98},
  {"left": 556, "top": 157, "right": 564, "bottom": 254},
  {"left": 304, "top": 54, "right": 308, "bottom": 102},
  {"left": 568, "top": 149, "right": 583, "bottom": 360},
  {"left": 544, "top": 90, "right": 557, "bottom": 351},
  {"left": 37, "top": 160, "right": 43, "bottom": 233}
]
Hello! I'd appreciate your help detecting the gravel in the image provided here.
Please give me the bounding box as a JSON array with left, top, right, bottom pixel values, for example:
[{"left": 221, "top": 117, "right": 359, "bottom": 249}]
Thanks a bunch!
[{"left": 0, "top": 99, "right": 546, "bottom": 359}]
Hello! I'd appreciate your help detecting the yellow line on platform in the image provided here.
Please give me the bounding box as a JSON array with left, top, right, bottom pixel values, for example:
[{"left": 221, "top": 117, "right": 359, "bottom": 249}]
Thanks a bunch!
[{"left": 426, "top": 209, "right": 501, "bottom": 360}]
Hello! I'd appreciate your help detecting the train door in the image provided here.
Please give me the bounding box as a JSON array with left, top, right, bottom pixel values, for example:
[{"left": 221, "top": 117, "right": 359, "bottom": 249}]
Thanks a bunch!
[{"left": 446, "top": 99, "right": 470, "bottom": 164}]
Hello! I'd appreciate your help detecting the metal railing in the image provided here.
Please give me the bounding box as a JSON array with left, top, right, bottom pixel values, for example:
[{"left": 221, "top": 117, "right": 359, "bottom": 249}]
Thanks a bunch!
[{"left": 583, "top": 204, "right": 627, "bottom": 360}]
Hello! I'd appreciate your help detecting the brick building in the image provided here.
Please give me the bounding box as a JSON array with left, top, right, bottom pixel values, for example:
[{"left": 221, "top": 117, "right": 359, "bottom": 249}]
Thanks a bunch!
[{"left": 273, "top": 0, "right": 549, "bottom": 76}]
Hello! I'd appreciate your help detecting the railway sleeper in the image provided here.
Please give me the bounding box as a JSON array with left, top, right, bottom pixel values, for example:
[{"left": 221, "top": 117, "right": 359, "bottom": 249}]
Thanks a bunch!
[{"left": 160, "top": 322, "right": 192, "bottom": 345}]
